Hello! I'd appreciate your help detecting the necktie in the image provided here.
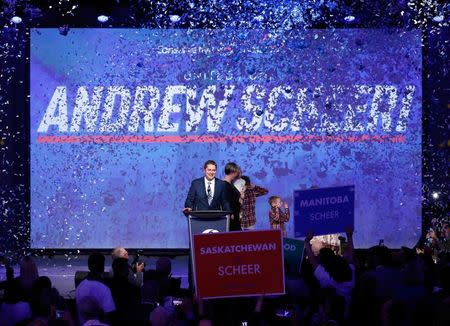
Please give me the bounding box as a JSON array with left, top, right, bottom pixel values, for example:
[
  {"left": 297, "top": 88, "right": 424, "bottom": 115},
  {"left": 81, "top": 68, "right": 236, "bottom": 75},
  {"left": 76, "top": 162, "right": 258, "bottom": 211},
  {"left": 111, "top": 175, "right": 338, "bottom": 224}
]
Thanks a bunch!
[{"left": 207, "top": 182, "right": 212, "bottom": 205}]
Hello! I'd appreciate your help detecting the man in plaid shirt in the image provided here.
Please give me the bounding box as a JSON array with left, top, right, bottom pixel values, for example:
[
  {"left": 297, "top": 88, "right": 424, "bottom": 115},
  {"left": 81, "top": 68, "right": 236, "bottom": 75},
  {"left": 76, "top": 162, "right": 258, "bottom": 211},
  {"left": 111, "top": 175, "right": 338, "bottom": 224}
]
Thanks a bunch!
[{"left": 240, "top": 176, "right": 268, "bottom": 230}]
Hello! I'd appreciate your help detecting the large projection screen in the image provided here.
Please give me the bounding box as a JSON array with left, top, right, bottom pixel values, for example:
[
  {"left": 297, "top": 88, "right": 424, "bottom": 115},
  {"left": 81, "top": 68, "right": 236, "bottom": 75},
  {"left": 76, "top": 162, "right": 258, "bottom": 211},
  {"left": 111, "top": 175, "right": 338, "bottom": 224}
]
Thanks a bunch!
[{"left": 30, "top": 29, "right": 422, "bottom": 249}]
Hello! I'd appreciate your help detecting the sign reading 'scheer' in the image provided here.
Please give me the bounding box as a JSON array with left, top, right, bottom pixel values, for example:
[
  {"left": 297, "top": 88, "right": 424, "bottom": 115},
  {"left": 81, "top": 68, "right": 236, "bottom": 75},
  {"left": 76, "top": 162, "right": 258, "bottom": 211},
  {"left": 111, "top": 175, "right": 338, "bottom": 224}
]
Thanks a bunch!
[
  {"left": 192, "top": 230, "right": 285, "bottom": 299},
  {"left": 294, "top": 186, "right": 355, "bottom": 237}
]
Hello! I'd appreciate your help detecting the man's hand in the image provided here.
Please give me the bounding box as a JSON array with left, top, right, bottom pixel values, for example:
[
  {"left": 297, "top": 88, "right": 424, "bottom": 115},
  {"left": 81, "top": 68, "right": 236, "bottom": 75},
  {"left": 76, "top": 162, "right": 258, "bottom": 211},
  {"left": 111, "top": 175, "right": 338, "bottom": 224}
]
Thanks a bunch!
[
  {"left": 183, "top": 207, "right": 192, "bottom": 215},
  {"left": 136, "top": 262, "right": 145, "bottom": 273},
  {"left": 305, "top": 232, "right": 314, "bottom": 243},
  {"left": 345, "top": 226, "right": 354, "bottom": 237}
]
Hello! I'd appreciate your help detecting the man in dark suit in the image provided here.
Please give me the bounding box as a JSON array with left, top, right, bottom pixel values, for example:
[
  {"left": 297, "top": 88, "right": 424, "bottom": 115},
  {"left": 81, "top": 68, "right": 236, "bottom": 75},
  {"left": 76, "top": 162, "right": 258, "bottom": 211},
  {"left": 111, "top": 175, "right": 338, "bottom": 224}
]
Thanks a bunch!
[
  {"left": 183, "top": 160, "right": 231, "bottom": 213},
  {"left": 183, "top": 160, "right": 230, "bottom": 292}
]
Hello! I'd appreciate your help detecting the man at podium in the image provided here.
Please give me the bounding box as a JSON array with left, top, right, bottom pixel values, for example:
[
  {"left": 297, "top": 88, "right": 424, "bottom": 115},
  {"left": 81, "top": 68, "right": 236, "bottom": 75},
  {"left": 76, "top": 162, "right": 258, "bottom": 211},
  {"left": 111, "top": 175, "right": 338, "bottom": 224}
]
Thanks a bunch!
[{"left": 183, "top": 160, "right": 231, "bottom": 214}]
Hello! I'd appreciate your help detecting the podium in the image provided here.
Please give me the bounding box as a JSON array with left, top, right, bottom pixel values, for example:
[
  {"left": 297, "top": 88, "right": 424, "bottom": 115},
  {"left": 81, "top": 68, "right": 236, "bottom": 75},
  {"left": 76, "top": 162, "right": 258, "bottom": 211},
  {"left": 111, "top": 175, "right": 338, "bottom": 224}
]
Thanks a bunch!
[
  {"left": 188, "top": 210, "right": 231, "bottom": 236},
  {"left": 187, "top": 210, "right": 231, "bottom": 290}
]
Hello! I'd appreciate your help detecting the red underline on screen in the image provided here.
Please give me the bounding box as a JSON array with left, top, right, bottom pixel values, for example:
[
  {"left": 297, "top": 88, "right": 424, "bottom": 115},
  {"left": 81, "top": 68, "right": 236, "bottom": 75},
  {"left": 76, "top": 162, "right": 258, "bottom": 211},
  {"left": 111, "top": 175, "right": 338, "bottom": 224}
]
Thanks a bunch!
[{"left": 36, "top": 134, "right": 406, "bottom": 144}]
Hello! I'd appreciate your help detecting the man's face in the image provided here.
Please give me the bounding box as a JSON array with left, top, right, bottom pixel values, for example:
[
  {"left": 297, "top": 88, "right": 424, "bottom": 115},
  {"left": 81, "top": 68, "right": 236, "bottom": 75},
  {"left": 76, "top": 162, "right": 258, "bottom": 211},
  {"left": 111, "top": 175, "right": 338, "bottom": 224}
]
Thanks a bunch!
[
  {"left": 120, "top": 248, "right": 129, "bottom": 259},
  {"left": 230, "top": 171, "right": 240, "bottom": 181},
  {"left": 204, "top": 164, "right": 217, "bottom": 181}
]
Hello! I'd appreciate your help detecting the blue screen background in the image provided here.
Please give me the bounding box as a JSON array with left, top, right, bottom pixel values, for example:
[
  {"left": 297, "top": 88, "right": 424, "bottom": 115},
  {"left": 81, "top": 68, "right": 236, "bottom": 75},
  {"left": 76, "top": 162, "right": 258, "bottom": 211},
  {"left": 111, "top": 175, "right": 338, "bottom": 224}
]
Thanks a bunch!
[{"left": 30, "top": 29, "right": 422, "bottom": 248}]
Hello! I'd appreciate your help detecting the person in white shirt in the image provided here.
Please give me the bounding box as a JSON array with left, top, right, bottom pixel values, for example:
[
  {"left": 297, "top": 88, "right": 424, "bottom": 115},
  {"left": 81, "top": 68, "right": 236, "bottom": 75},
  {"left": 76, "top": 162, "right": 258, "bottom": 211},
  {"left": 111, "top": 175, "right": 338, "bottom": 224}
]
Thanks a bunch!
[
  {"left": 76, "top": 253, "right": 115, "bottom": 325},
  {"left": 305, "top": 227, "right": 356, "bottom": 316}
]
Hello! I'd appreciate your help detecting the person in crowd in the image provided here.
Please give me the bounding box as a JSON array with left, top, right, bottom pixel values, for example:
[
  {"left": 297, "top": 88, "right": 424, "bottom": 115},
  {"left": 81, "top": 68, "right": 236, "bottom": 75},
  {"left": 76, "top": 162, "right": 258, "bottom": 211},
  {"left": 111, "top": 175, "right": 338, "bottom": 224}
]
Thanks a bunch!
[
  {"left": 29, "top": 286, "right": 74, "bottom": 325},
  {"left": 305, "top": 227, "right": 355, "bottom": 317},
  {"left": 240, "top": 175, "right": 268, "bottom": 230},
  {"left": 385, "top": 247, "right": 428, "bottom": 326},
  {"left": 78, "top": 296, "right": 109, "bottom": 326},
  {"left": 432, "top": 263, "right": 450, "bottom": 326},
  {"left": 149, "top": 306, "right": 173, "bottom": 326},
  {"left": 310, "top": 287, "right": 346, "bottom": 326},
  {"left": 362, "top": 245, "right": 402, "bottom": 301},
  {"left": 76, "top": 253, "right": 115, "bottom": 325},
  {"left": 30, "top": 276, "right": 54, "bottom": 316},
  {"left": 268, "top": 195, "right": 290, "bottom": 236},
  {"left": 155, "top": 257, "right": 181, "bottom": 299},
  {"left": 0, "top": 258, "right": 14, "bottom": 291},
  {"left": 223, "top": 162, "right": 243, "bottom": 231},
  {"left": 109, "top": 257, "right": 141, "bottom": 323},
  {"left": 17, "top": 256, "right": 39, "bottom": 299},
  {"left": 0, "top": 279, "right": 32, "bottom": 326},
  {"left": 183, "top": 160, "right": 231, "bottom": 214},
  {"left": 111, "top": 246, "right": 144, "bottom": 287}
]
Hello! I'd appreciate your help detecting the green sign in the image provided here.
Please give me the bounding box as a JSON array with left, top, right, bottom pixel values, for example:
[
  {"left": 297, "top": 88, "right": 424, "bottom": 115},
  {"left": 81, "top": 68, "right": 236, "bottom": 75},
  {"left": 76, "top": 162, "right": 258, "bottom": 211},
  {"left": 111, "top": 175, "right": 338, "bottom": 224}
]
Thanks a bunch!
[{"left": 283, "top": 237, "right": 305, "bottom": 276}]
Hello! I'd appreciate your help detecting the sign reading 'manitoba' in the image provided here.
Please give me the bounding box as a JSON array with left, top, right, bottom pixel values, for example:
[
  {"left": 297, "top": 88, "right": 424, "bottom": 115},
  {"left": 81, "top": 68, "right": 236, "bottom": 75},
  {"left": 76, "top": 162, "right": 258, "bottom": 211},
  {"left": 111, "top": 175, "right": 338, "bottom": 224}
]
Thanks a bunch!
[
  {"left": 294, "top": 185, "right": 355, "bottom": 237},
  {"left": 192, "top": 230, "right": 285, "bottom": 299}
]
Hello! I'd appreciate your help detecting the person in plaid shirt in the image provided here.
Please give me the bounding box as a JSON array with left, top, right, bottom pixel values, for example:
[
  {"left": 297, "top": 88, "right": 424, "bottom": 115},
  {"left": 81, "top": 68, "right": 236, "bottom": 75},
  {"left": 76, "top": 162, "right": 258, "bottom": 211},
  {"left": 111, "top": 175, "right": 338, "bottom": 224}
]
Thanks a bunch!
[
  {"left": 268, "top": 195, "right": 290, "bottom": 237},
  {"left": 240, "top": 176, "right": 268, "bottom": 230}
]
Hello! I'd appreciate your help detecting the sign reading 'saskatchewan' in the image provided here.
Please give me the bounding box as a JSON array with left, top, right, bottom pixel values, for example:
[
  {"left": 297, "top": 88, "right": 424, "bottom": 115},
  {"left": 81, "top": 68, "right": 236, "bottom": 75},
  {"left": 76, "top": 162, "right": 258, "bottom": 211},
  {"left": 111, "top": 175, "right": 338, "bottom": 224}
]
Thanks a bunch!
[{"left": 193, "top": 230, "right": 285, "bottom": 299}]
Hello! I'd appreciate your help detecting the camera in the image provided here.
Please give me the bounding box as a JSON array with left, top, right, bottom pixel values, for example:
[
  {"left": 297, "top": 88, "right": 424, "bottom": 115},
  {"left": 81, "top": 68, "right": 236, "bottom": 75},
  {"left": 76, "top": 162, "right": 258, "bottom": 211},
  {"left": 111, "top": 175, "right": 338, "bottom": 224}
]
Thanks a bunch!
[
  {"left": 131, "top": 254, "right": 146, "bottom": 272},
  {"left": 55, "top": 310, "right": 65, "bottom": 319}
]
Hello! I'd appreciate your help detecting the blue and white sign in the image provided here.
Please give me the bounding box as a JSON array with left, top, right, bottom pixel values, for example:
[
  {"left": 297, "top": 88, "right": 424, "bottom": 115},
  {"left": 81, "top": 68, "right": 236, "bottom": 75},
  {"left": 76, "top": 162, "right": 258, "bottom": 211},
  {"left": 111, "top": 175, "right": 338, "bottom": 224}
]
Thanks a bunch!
[{"left": 294, "top": 186, "right": 355, "bottom": 237}]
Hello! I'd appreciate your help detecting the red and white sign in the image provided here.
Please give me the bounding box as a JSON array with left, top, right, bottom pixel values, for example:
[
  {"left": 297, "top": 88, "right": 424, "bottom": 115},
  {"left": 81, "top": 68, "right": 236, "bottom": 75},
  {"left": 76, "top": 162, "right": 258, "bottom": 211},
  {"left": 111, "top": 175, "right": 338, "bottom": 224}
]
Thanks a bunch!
[{"left": 192, "top": 230, "right": 285, "bottom": 299}]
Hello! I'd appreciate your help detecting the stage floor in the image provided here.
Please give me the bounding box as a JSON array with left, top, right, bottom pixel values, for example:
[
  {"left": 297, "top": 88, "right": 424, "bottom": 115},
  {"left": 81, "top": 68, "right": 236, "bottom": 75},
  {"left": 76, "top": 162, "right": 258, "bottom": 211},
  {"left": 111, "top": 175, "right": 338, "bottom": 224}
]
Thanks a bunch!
[{"left": 0, "top": 254, "right": 189, "bottom": 298}]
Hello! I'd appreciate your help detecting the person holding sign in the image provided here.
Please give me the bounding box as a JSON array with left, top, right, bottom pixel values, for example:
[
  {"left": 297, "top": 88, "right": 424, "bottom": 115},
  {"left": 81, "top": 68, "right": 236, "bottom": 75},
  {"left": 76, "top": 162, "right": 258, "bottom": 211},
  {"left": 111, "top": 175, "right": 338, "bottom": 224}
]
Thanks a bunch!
[
  {"left": 268, "top": 196, "right": 290, "bottom": 237},
  {"left": 304, "top": 227, "right": 355, "bottom": 317}
]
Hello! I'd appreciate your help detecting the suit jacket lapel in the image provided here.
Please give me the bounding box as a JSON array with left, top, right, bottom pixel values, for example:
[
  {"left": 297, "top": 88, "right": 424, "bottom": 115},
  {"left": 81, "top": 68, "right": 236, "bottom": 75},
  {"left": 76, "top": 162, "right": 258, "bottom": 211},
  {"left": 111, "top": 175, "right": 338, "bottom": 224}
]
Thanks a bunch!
[{"left": 211, "top": 178, "right": 220, "bottom": 205}]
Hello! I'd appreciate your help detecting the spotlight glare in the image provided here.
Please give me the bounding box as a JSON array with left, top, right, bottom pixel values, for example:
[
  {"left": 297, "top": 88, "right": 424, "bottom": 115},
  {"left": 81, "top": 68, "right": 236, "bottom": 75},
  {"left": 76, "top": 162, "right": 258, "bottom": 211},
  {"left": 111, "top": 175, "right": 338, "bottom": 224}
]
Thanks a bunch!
[
  {"left": 97, "top": 15, "right": 109, "bottom": 23},
  {"left": 11, "top": 16, "right": 23, "bottom": 24},
  {"left": 432, "top": 15, "right": 444, "bottom": 23},
  {"left": 344, "top": 15, "right": 355, "bottom": 22},
  {"left": 431, "top": 192, "right": 439, "bottom": 199}
]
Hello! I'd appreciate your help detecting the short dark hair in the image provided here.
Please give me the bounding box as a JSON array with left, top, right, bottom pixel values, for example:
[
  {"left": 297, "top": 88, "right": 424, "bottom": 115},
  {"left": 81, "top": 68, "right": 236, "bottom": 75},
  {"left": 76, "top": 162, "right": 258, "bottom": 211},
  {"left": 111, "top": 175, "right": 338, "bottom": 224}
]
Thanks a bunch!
[
  {"left": 112, "top": 257, "right": 129, "bottom": 279},
  {"left": 88, "top": 253, "right": 105, "bottom": 274},
  {"left": 203, "top": 160, "right": 217, "bottom": 169},
  {"left": 224, "top": 162, "right": 241, "bottom": 176},
  {"left": 241, "top": 175, "right": 251, "bottom": 186}
]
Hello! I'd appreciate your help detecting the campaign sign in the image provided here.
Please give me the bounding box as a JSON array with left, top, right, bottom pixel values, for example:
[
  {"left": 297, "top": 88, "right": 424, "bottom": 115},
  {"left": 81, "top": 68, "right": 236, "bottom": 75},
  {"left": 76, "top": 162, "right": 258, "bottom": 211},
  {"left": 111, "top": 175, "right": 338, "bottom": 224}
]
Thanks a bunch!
[
  {"left": 294, "top": 186, "right": 355, "bottom": 237},
  {"left": 192, "top": 230, "right": 285, "bottom": 299},
  {"left": 283, "top": 238, "right": 305, "bottom": 276}
]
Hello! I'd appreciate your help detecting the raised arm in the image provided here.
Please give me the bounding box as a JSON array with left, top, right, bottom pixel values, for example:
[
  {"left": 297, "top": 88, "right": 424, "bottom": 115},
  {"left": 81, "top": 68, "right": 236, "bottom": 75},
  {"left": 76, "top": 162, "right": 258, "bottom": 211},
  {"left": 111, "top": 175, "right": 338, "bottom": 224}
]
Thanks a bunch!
[
  {"left": 343, "top": 226, "right": 354, "bottom": 264},
  {"left": 253, "top": 185, "right": 269, "bottom": 197},
  {"left": 304, "top": 232, "right": 319, "bottom": 270},
  {"left": 282, "top": 204, "right": 290, "bottom": 222}
]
